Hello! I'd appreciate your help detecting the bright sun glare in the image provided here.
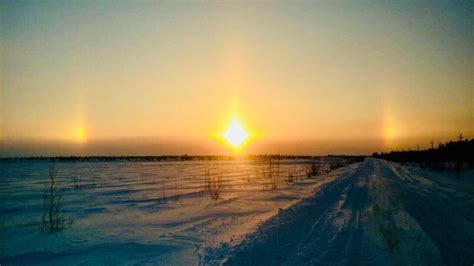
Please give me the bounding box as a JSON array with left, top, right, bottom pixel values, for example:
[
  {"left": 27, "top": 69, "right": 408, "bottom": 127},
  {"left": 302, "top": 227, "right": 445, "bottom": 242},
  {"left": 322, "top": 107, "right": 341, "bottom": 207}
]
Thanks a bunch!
[{"left": 223, "top": 119, "right": 248, "bottom": 149}]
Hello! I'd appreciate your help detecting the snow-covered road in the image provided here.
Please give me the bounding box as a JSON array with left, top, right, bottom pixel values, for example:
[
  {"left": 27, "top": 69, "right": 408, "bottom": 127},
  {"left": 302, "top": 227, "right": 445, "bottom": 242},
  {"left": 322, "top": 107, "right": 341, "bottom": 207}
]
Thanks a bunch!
[{"left": 208, "top": 159, "right": 474, "bottom": 265}]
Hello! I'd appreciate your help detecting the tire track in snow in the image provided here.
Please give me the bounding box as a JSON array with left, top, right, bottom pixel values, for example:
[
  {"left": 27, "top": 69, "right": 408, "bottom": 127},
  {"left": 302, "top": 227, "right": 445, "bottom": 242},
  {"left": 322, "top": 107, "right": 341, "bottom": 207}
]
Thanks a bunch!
[
  {"left": 290, "top": 162, "right": 372, "bottom": 265},
  {"left": 203, "top": 163, "right": 362, "bottom": 265},
  {"left": 205, "top": 159, "right": 473, "bottom": 265},
  {"left": 204, "top": 162, "right": 365, "bottom": 265}
]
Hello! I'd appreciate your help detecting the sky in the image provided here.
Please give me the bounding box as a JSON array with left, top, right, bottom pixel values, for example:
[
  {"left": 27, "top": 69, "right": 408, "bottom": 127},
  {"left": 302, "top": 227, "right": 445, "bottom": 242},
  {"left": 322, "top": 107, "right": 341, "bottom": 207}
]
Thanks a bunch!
[{"left": 1, "top": 1, "right": 473, "bottom": 156}]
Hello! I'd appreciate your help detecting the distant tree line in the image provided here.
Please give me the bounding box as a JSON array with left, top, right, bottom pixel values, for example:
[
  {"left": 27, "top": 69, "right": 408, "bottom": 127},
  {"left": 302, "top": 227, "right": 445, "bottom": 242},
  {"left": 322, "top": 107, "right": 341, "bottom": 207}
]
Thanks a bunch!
[
  {"left": 373, "top": 138, "right": 474, "bottom": 170},
  {"left": 0, "top": 154, "right": 366, "bottom": 163}
]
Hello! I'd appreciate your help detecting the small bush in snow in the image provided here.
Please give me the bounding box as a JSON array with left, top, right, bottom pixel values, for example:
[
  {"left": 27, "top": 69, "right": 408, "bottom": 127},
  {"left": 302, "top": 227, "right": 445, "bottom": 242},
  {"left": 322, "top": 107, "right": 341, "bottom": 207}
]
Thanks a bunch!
[
  {"left": 204, "top": 167, "right": 222, "bottom": 200},
  {"left": 41, "top": 166, "right": 71, "bottom": 232}
]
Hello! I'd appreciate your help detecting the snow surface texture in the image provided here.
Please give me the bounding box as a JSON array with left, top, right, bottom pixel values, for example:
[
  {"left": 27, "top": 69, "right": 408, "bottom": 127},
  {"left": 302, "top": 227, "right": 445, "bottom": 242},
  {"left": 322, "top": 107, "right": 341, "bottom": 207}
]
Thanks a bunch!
[
  {"left": 1, "top": 158, "right": 346, "bottom": 265},
  {"left": 1, "top": 159, "right": 473, "bottom": 265},
  {"left": 205, "top": 159, "right": 474, "bottom": 265}
]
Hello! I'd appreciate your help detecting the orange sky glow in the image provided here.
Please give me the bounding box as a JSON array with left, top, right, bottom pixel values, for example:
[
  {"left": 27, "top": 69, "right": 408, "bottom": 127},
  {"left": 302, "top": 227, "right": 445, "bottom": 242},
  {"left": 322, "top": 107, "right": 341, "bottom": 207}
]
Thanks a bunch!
[{"left": 1, "top": 2, "right": 473, "bottom": 156}]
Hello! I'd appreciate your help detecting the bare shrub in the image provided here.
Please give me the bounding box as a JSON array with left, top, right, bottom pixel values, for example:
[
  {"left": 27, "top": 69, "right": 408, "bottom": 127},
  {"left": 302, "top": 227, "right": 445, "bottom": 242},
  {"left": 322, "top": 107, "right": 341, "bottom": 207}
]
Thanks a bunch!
[
  {"left": 285, "top": 171, "right": 295, "bottom": 185},
  {"left": 306, "top": 160, "right": 320, "bottom": 178},
  {"left": 41, "top": 166, "right": 71, "bottom": 232},
  {"left": 285, "top": 166, "right": 298, "bottom": 185},
  {"left": 306, "top": 159, "right": 340, "bottom": 177},
  {"left": 270, "top": 159, "right": 277, "bottom": 190},
  {"left": 204, "top": 167, "right": 222, "bottom": 200},
  {"left": 265, "top": 158, "right": 278, "bottom": 190}
]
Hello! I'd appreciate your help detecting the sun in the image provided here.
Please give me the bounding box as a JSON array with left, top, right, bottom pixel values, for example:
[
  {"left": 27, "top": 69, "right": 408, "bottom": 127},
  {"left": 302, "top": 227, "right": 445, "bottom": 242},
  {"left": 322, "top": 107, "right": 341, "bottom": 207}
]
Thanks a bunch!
[
  {"left": 75, "top": 126, "right": 86, "bottom": 143},
  {"left": 223, "top": 119, "right": 248, "bottom": 148}
]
